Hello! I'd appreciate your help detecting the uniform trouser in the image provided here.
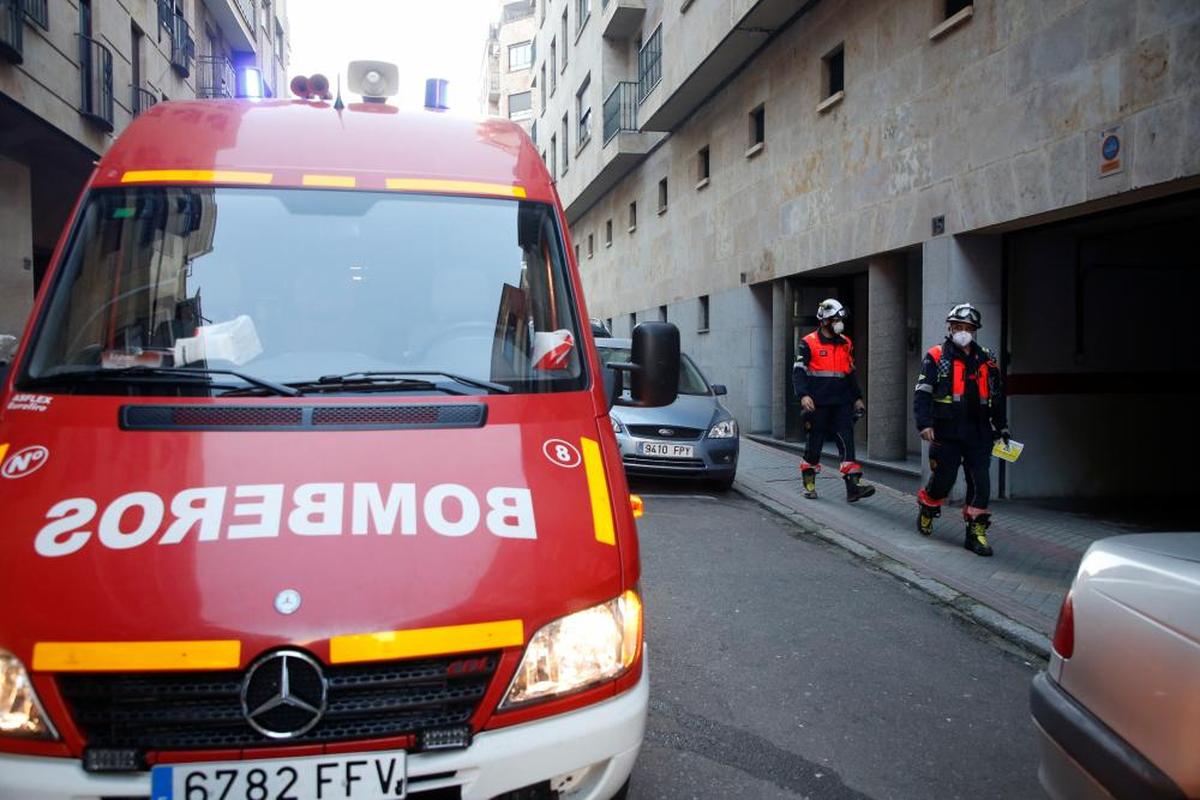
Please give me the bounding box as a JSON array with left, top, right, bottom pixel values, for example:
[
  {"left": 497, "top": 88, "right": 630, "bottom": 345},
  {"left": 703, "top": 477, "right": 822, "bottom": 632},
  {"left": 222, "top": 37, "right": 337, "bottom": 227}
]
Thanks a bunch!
[
  {"left": 801, "top": 404, "right": 859, "bottom": 474},
  {"left": 921, "top": 436, "right": 992, "bottom": 517}
]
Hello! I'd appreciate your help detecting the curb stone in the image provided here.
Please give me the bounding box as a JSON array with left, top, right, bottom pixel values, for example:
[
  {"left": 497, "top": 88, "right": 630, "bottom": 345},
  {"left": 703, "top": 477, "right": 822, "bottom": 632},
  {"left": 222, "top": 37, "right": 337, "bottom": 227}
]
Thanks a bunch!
[{"left": 733, "top": 479, "right": 1052, "bottom": 659}]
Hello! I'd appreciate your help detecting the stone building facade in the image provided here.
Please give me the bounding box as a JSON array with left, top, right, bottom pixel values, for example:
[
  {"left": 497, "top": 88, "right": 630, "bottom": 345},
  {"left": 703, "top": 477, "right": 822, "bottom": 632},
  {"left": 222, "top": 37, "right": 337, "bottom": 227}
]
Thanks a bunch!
[
  {"left": 534, "top": 0, "right": 1200, "bottom": 501},
  {"left": 481, "top": 0, "right": 537, "bottom": 135},
  {"left": 0, "top": 0, "right": 290, "bottom": 350}
]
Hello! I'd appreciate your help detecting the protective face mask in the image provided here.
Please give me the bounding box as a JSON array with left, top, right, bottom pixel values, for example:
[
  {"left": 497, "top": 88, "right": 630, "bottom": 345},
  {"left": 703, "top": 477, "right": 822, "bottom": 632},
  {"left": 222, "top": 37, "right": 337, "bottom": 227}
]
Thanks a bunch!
[
  {"left": 832, "top": 321, "right": 845, "bottom": 335},
  {"left": 952, "top": 330, "right": 973, "bottom": 348}
]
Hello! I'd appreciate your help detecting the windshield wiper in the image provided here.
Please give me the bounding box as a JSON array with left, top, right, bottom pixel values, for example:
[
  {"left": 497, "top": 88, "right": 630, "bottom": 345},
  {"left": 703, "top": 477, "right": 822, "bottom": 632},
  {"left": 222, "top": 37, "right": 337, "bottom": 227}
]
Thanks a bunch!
[
  {"left": 335, "top": 371, "right": 513, "bottom": 394},
  {"left": 226, "top": 374, "right": 448, "bottom": 396},
  {"left": 30, "top": 366, "right": 301, "bottom": 397}
]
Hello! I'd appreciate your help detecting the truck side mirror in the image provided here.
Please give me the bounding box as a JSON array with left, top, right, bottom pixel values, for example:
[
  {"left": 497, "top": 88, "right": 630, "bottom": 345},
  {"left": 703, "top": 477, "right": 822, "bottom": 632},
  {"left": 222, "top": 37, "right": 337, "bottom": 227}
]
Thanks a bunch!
[
  {"left": 630, "top": 321, "right": 679, "bottom": 407},
  {"left": 603, "top": 322, "right": 680, "bottom": 409}
]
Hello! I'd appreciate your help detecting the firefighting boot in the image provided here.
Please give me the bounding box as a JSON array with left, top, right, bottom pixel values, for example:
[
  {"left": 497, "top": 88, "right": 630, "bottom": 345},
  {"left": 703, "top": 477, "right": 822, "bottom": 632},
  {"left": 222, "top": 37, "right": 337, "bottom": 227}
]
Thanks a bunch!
[
  {"left": 843, "top": 473, "right": 875, "bottom": 503},
  {"left": 801, "top": 468, "right": 818, "bottom": 499},
  {"left": 964, "top": 514, "right": 994, "bottom": 557},
  {"left": 917, "top": 502, "right": 940, "bottom": 536}
]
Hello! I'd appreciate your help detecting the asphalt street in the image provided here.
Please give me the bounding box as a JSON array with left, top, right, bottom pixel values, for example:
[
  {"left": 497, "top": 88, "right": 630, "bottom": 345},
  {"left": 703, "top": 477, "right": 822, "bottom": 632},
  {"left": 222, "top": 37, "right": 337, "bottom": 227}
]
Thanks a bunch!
[{"left": 626, "top": 485, "right": 1044, "bottom": 800}]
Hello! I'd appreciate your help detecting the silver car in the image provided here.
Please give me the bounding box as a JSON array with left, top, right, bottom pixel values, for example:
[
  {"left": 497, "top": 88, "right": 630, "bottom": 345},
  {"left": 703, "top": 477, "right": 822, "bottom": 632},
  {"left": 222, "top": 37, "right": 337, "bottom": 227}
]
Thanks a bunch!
[
  {"left": 1031, "top": 533, "right": 1200, "bottom": 800},
  {"left": 598, "top": 338, "right": 739, "bottom": 490}
]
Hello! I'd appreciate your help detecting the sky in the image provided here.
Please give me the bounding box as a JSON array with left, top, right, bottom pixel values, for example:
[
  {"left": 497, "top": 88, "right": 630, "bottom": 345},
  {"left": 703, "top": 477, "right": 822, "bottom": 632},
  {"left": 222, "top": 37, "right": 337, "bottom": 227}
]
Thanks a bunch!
[{"left": 286, "top": 0, "right": 499, "bottom": 115}]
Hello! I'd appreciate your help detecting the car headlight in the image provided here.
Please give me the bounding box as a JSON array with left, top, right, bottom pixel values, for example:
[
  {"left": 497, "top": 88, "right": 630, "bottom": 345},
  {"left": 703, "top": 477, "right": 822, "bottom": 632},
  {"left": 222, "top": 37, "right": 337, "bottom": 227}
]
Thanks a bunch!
[
  {"left": 0, "top": 650, "right": 55, "bottom": 739},
  {"left": 708, "top": 418, "right": 738, "bottom": 438},
  {"left": 610, "top": 416, "right": 625, "bottom": 434},
  {"left": 501, "top": 590, "right": 642, "bottom": 708}
]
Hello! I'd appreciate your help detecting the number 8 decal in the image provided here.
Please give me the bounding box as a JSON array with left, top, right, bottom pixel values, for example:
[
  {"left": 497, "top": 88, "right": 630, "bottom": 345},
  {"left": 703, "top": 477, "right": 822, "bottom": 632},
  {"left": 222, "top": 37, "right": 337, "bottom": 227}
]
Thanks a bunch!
[{"left": 543, "top": 438, "right": 582, "bottom": 468}]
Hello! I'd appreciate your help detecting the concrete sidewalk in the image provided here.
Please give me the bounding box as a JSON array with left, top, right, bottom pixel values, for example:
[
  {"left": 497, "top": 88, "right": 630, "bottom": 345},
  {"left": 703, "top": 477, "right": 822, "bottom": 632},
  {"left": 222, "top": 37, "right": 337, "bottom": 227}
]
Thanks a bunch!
[{"left": 732, "top": 437, "right": 1146, "bottom": 656}]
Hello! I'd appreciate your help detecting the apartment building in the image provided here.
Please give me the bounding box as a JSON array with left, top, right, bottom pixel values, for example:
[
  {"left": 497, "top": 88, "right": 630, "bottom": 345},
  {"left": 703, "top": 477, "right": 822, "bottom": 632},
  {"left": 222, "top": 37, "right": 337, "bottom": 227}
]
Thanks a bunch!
[
  {"left": 538, "top": 0, "right": 1200, "bottom": 502},
  {"left": 0, "top": 0, "right": 290, "bottom": 348},
  {"left": 481, "top": 0, "right": 537, "bottom": 135}
]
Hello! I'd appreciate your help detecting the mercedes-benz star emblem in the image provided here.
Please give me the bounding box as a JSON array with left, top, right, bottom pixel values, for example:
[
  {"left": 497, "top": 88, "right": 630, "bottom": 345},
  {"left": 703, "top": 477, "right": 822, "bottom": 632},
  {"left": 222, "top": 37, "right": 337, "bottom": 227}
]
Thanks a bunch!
[
  {"left": 241, "top": 650, "right": 327, "bottom": 739},
  {"left": 274, "top": 589, "right": 302, "bottom": 615}
]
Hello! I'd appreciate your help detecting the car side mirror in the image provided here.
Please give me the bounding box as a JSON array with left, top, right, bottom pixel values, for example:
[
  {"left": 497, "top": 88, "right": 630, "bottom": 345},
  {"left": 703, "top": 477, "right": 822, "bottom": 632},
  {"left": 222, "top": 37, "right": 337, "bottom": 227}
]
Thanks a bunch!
[
  {"left": 604, "top": 322, "right": 680, "bottom": 409},
  {"left": 711, "top": 384, "right": 727, "bottom": 396}
]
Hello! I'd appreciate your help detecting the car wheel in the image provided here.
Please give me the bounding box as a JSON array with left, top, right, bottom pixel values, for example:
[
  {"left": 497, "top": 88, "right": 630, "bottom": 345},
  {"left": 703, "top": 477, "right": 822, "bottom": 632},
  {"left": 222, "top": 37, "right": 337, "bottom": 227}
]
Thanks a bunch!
[{"left": 710, "top": 475, "right": 735, "bottom": 492}]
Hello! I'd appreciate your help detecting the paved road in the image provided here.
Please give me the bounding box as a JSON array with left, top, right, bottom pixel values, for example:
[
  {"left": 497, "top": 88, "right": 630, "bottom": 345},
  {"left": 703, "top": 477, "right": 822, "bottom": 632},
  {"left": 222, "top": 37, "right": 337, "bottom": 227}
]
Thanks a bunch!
[{"left": 626, "top": 486, "right": 1044, "bottom": 800}]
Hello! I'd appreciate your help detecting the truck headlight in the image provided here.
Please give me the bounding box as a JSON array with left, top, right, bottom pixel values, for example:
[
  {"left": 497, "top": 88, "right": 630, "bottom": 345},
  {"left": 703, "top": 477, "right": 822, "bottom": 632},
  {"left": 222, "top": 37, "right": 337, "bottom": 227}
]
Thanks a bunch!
[
  {"left": 1, "top": 650, "right": 55, "bottom": 739},
  {"left": 501, "top": 590, "right": 642, "bottom": 708},
  {"left": 707, "top": 418, "right": 738, "bottom": 438}
]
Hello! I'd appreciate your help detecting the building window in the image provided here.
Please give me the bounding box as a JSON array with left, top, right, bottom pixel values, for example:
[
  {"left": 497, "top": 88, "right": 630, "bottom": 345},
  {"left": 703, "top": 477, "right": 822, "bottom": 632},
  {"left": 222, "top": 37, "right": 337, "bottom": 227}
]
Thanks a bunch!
[
  {"left": 561, "top": 9, "right": 568, "bottom": 70},
  {"left": 638, "top": 25, "right": 662, "bottom": 102},
  {"left": 508, "top": 91, "right": 532, "bottom": 118},
  {"left": 605, "top": 219, "right": 613, "bottom": 246},
  {"left": 575, "top": 243, "right": 581, "bottom": 262},
  {"left": 824, "top": 44, "right": 844, "bottom": 98},
  {"left": 699, "top": 295, "right": 710, "bottom": 332},
  {"left": 550, "top": 133, "right": 558, "bottom": 178},
  {"left": 561, "top": 114, "right": 570, "bottom": 174},
  {"left": 606, "top": 317, "right": 613, "bottom": 332},
  {"left": 659, "top": 305, "right": 668, "bottom": 322},
  {"left": 657, "top": 177, "right": 668, "bottom": 213},
  {"left": 576, "top": 74, "right": 591, "bottom": 150},
  {"left": 539, "top": 0, "right": 546, "bottom": 25},
  {"left": 531, "top": 119, "right": 538, "bottom": 145},
  {"left": 539, "top": 63, "right": 547, "bottom": 108},
  {"left": 508, "top": 41, "right": 533, "bottom": 71},
  {"left": 576, "top": 0, "right": 591, "bottom": 33},
  {"left": 697, "top": 145, "right": 710, "bottom": 187},
  {"left": 587, "top": 233, "right": 594, "bottom": 258},
  {"left": 25, "top": 0, "right": 49, "bottom": 29},
  {"left": 629, "top": 201, "right": 637, "bottom": 231},
  {"left": 549, "top": 40, "right": 557, "bottom": 93},
  {"left": 945, "top": 0, "right": 971, "bottom": 18},
  {"left": 747, "top": 104, "right": 765, "bottom": 157}
]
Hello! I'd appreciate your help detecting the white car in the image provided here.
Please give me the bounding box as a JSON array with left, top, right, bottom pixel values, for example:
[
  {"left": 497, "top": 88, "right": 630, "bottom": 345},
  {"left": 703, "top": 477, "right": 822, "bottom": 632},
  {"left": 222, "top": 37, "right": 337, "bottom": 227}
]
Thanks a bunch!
[{"left": 1030, "top": 533, "right": 1199, "bottom": 800}]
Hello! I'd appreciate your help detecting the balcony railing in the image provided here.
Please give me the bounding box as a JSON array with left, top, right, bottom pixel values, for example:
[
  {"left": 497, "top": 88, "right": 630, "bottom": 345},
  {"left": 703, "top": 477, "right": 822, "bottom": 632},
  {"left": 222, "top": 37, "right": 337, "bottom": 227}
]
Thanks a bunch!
[
  {"left": 0, "top": 0, "right": 22, "bottom": 64},
  {"left": 197, "top": 54, "right": 235, "bottom": 98},
  {"left": 23, "top": 0, "right": 47, "bottom": 29},
  {"left": 132, "top": 85, "right": 158, "bottom": 117},
  {"left": 637, "top": 25, "right": 661, "bottom": 103},
  {"left": 168, "top": 13, "right": 193, "bottom": 77},
  {"left": 78, "top": 34, "right": 114, "bottom": 131},
  {"left": 603, "top": 81, "right": 638, "bottom": 143},
  {"left": 233, "top": 0, "right": 255, "bottom": 33}
]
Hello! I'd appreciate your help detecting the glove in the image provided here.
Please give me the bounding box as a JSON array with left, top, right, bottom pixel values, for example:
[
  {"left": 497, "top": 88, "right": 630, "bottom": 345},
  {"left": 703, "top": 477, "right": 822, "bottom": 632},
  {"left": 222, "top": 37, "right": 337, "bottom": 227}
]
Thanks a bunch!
[{"left": 997, "top": 427, "right": 1011, "bottom": 444}]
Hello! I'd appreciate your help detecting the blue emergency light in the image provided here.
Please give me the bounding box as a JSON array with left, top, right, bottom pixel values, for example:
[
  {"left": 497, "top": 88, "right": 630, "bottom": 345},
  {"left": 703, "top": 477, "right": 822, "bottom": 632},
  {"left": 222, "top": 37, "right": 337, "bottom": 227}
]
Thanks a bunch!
[
  {"left": 425, "top": 78, "right": 448, "bottom": 111},
  {"left": 238, "top": 67, "right": 264, "bottom": 99}
]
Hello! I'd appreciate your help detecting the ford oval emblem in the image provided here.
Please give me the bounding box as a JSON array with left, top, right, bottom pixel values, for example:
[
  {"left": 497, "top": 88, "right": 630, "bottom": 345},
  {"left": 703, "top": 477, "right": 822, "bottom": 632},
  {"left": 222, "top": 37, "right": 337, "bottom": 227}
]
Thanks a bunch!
[
  {"left": 274, "top": 589, "right": 302, "bottom": 615},
  {"left": 658, "top": 428, "right": 675, "bottom": 437}
]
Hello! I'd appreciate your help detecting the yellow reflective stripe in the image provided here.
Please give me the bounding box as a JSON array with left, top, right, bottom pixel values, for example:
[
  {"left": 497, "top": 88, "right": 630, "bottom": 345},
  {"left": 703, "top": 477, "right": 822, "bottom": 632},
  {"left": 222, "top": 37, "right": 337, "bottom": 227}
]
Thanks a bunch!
[
  {"left": 581, "top": 436, "right": 615, "bottom": 545},
  {"left": 302, "top": 174, "right": 356, "bottom": 188},
  {"left": 0, "top": 443, "right": 8, "bottom": 464},
  {"left": 385, "top": 178, "right": 527, "bottom": 198},
  {"left": 32, "top": 640, "right": 241, "bottom": 672},
  {"left": 329, "top": 620, "right": 524, "bottom": 664},
  {"left": 933, "top": 396, "right": 953, "bottom": 404},
  {"left": 121, "top": 169, "right": 274, "bottom": 185}
]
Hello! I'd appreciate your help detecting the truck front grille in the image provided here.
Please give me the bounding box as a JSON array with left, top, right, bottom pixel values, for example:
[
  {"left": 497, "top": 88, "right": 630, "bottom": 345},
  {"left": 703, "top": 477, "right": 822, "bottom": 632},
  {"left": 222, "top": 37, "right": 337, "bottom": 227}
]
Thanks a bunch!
[{"left": 57, "top": 653, "right": 498, "bottom": 752}]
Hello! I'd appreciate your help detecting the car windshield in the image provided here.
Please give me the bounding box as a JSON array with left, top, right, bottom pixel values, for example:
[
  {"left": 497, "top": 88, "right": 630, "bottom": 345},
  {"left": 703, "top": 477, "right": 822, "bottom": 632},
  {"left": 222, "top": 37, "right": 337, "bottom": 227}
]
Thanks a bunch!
[
  {"left": 597, "top": 346, "right": 710, "bottom": 395},
  {"left": 22, "top": 187, "right": 585, "bottom": 395}
]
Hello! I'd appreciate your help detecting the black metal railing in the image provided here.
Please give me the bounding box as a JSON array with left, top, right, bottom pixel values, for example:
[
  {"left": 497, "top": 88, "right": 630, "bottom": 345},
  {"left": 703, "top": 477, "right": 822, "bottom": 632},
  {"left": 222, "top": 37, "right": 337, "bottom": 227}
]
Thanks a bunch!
[
  {"left": 637, "top": 25, "right": 661, "bottom": 103},
  {"left": 78, "top": 34, "right": 114, "bottom": 130},
  {"left": 22, "top": 0, "right": 47, "bottom": 29},
  {"left": 0, "top": 0, "right": 22, "bottom": 64},
  {"left": 168, "top": 13, "right": 193, "bottom": 77},
  {"left": 196, "top": 54, "right": 235, "bottom": 98},
  {"left": 603, "top": 81, "right": 638, "bottom": 142},
  {"left": 132, "top": 85, "right": 157, "bottom": 116}
]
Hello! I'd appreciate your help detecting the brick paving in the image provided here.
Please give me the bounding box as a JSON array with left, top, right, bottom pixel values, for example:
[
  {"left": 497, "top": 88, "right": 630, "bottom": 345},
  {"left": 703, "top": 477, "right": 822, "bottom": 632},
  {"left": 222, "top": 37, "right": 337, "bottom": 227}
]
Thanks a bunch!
[{"left": 733, "top": 437, "right": 1147, "bottom": 637}]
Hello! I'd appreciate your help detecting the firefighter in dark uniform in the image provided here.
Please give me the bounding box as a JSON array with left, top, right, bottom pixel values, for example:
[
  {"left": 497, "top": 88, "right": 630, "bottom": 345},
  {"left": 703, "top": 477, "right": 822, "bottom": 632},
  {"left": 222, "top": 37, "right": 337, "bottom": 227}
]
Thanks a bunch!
[
  {"left": 913, "top": 303, "right": 1011, "bottom": 556},
  {"left": 792, "top": 299, "right": 875, "bottom": 503}
]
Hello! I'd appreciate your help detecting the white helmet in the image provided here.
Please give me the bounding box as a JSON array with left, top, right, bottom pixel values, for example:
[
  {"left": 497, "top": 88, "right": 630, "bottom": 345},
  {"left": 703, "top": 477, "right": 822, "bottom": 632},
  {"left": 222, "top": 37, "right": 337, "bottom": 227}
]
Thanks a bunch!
[
  {"left": 946, "top": 302, "right": 982, "bottom": 329},
  {"left": 816, "top": 298, "right": 846, "bottom": 321}
]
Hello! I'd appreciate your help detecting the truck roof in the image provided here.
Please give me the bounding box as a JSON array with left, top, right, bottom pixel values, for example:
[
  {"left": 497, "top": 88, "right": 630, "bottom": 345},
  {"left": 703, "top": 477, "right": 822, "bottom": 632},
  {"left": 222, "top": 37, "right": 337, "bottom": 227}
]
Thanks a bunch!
[{"left": 92, "top": 99, "right": 554, "bottom": 203}]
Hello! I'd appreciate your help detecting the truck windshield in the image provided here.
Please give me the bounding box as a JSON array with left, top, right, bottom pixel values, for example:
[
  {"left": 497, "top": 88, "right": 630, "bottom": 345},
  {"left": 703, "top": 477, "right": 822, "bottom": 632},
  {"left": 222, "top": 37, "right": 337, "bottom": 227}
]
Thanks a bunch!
[{"left": 22, "top": 187, "right": 586, "bottom": 395}]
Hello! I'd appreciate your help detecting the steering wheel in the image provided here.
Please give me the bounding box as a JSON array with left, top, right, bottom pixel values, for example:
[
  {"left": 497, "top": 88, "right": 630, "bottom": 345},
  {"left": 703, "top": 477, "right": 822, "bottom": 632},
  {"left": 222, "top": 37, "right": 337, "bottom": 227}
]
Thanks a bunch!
[{"left": 411, "top": 322, "right": 497, "bottom": 362}]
